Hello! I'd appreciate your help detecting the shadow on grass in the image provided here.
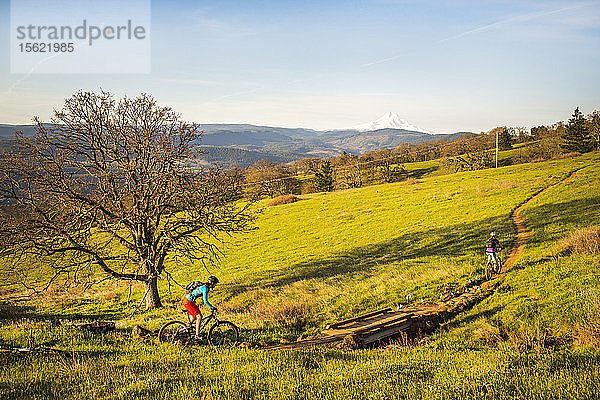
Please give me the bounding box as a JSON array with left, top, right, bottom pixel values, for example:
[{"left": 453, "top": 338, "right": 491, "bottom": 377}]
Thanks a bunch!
[
  {"left": 441, "top": 305, "right": 504, "bottom": 332},
  {"left": 224, "top": 193, "right": 599, "bottom": 298},
  {"left": 407, "top": 166, "right": 439, "bottom": 179},
  {"left": 523, "top": 196, "right": 600, "bottom": 249},
  {"left": 0, "top": 380, "right": 63, "bottom": 399},
  {"left": 226, "top": 215, "right": 512, "bottom": 293},
  {"left": 0, "top": 303, "right": 35, "bottom": 320},
  {"left": 0, "top": 302, "right": 124, "bottom": 323}
]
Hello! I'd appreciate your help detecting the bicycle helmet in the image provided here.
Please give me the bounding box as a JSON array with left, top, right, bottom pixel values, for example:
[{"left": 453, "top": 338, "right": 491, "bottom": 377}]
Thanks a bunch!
[
  {"left": 207, "top": 276, "right": 219, "bottom": 285},
  {"left": 490, "top": 232, "right": 496, "bottom": 237}
]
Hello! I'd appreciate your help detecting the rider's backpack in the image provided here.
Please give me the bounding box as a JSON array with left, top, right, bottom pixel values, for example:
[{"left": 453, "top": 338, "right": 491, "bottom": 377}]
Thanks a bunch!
[
  {"left": 185, "top": 281, "right": 204, "bottom": 293},
  {"left": 486, "top": 238, "right": 501, "bottom": 251}
]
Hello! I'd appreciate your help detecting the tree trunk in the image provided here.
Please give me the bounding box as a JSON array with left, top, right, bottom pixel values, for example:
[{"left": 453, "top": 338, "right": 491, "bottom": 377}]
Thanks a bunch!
[{"left": 144, "top": 277, "right": 162, "bottom": 309}]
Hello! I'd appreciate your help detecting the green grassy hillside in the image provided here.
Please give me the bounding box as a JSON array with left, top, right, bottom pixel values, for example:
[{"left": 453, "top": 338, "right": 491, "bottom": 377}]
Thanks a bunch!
[
  {"left": 176, "top": 153, "right": 594, "bottom": 336},
  {"left": 1, "top": 152, "right": 599, "bottom": 399},
  {"left": 439, "top": 157, "right": 600, "bottom": 349}
]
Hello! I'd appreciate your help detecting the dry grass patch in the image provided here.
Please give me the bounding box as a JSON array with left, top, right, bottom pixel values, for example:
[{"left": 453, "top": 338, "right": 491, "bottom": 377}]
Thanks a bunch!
[
  {"left": 220, "top": 285, "right": 318, "bottom": 328},
  {"left": 267, "top": 195, "right": 300, "bottom": 207},
  {"left": 506, "top": 322, "right": 549, "bottom": 353},
  {"left": 250, "top": 295, "right": 312, "bottom": 328},
  {"left": 556, "top": 226, "right": 600, "bottom": 255},
  {"left": 576, "top": 292, "right": 600, "bottom": 347},
  {"left": 471, "top": 320, "right": 503, "bottom": 346},
  {"left": 401, "top": 178, "right": 421, "bottom": 185}
]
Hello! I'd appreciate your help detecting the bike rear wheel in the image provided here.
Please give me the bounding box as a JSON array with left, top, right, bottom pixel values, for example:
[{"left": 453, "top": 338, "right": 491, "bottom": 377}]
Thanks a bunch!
[
  {"left": 485, "top": 260, "right": 494, "bottom": 280},
  {"left": 158, "top": 321, "right": 191, "bottom": 345},
  {"left": 495, "top": 256, "right": 503, "bottom": 274},
  {"left": 208, "top": 321, "right": 239, "bottom": 347}
]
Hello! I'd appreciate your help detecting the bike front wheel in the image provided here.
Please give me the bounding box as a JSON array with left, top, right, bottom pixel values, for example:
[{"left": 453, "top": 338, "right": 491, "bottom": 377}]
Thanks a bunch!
[
  {"left": 158, "top": 321, "right": 190, "bottom": 345},
  {"left": 208, "top": 321, "right": 239, "bottom": 347}
]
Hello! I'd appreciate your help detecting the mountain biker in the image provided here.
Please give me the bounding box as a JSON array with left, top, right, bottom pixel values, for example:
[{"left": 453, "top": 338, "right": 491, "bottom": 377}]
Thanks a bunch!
[
  {"left": 486, "top": 232, "right": 504, "bottom": 273},
  {"left": 183, "top": 276, "right": 219, "bottom": 339}
]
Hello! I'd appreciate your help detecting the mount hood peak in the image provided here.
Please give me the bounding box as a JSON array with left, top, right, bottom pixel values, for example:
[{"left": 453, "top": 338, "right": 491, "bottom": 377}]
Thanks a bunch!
[{"left": 353, "top": 112, "right": 430, "bottom": 133}]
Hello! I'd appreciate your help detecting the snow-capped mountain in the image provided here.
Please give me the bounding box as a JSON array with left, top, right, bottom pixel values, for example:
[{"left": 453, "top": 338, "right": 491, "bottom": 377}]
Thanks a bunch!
[{"left": 353, "top": 112, "right": 431, "bottom": 133}]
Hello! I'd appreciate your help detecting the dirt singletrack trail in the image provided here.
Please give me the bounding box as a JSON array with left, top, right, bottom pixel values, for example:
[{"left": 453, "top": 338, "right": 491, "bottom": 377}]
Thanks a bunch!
[
  {"left": 502, "top": 202, "right": 532, "bottom": 271},
  {"left": 265, "top": 167, "right": 586, "bottom": 350},
  {"left": 502, "top": 166, "right": 585, "bottom": 272}
]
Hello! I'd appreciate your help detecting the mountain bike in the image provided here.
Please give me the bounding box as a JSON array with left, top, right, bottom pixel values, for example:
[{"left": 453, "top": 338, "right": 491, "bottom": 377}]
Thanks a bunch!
[
  {"left": 485, "top": 252, "right": 502, "bottom": 279},
  {"left": 158, "top": 310, "right": 239, "bottom": 347}
]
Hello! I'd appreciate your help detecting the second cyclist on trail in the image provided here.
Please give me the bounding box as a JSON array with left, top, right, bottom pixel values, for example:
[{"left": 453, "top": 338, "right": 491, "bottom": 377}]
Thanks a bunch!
[{"left": 485, "top": 232, "right": 504, "bottom": 274}]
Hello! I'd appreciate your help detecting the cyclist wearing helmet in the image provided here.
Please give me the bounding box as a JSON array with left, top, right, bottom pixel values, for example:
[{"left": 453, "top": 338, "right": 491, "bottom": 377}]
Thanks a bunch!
[
  {"left": 183, "top": 276, "right": 219, "bottom": 338},
  {"left": 485, "top": 232, "right": 504, "bottom": 273}
]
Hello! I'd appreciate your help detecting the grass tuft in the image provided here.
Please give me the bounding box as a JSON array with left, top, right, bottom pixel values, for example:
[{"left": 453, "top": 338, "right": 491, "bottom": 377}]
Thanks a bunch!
[{"left": 471, "top": 320, "right": 503, "bottom": 347}]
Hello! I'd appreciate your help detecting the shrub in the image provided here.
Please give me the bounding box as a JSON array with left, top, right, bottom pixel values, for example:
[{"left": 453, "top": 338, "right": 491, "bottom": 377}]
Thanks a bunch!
[
  {"left": 267, "top": 194, "right": 300, "bottom": 207},
  {"left": 556, "top": 226, "right": 600, "bottom": 255}
]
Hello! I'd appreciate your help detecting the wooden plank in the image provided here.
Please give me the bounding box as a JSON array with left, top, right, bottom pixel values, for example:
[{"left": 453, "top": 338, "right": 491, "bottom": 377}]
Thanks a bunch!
[
  {"left": 328, "top": 307, "right": 392, "bottom": 328},
  {"left": 361, "top": 321, "right": 412, "bottom": 344},
  {"left": 323, "top": 312, "right": 412, "bottom": 336},
  {"left": 323, "top": 314, "right": 409, "bottom": 336},
  {"left": 355, "top": 316, "right": 413, "bottom": 336}
]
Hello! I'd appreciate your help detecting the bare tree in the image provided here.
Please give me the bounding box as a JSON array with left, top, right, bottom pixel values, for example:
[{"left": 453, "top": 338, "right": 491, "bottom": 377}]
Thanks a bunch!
[
  {"left": 0, "top": 91, "right": 254, "bottom": 309},
  {"left": 334, "top": 162, "right": 364, "bottom": 189},
  {"left": 244, "top": 159, "right": 300, "bottom": 198},
  {"left": 294, "top": 157, "right": 322, "bottom": 175},
  {"left": 441, "top": 134, "right": 493, "bottom": 172},
  {"left": 371, "top": 149, "right": 406, "bottom": 183}
]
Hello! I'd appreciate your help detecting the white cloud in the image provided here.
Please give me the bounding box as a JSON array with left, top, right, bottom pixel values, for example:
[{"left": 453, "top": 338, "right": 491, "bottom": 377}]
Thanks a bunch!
[{"left": 438, "top": 2, "right": 595, "bottom": 43}]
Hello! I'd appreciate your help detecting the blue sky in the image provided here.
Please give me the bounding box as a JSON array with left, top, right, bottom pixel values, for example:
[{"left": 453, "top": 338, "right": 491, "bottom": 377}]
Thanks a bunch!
[{"left": 1, "top": 0, "right": 599, "bottom": 133}]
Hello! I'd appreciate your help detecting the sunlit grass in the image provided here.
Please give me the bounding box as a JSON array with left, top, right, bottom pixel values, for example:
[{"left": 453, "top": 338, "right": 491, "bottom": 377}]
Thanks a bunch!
[{"left": 1, "top": 151, "right": 599, "bottom": 399}]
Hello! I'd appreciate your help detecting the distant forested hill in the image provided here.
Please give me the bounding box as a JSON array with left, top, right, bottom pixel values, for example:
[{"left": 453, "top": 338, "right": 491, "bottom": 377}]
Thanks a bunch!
[
  {"left": 0, "top": 123, "right": 469, "bottom": 165},
  {"left": 195, "top": 146, "right": 302, "bottom": 168},
  {"left": 0, "top": 124, "right": 36, "bottom": 139}
]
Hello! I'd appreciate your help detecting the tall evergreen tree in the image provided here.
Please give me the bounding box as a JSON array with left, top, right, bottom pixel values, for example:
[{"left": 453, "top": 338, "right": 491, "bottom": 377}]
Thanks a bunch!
[
  {"left": 562, "top": 107, "right": 593, "bottom": 153},
  {"left": 587, "top": 110, "right": 600, "bottom": 151},
  {"left": 497, "top": 127, "right": 513, "bottom": 150},
  {"left": 314, "top": 161, "right": 334, "bottom": 192}
]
